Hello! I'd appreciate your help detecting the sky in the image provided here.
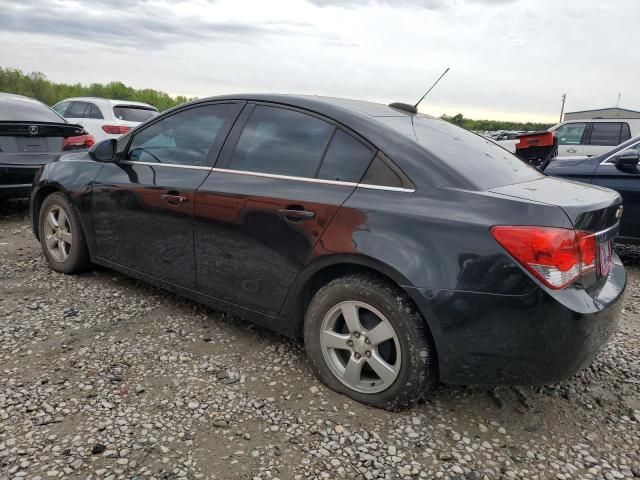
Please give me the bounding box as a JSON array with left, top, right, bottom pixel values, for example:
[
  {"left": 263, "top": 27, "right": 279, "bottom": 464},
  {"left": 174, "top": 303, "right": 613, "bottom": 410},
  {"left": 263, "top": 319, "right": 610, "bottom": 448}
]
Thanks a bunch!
[{"left": 0, "top": 0, "right": 638, "bottom": 122}]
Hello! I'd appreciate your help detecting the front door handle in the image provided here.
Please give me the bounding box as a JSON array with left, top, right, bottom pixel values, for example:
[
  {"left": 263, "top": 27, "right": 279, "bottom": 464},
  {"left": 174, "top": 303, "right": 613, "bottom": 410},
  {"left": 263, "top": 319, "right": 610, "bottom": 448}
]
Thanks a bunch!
[
  {"left": 567, "top": 148, "right": 577, "bottom": 153},
  {"left": 161, "top": 192, "right": 188, "bottom": 205},
  {"left": 278, "top": 207, "right": 315, "bottom": 221}
]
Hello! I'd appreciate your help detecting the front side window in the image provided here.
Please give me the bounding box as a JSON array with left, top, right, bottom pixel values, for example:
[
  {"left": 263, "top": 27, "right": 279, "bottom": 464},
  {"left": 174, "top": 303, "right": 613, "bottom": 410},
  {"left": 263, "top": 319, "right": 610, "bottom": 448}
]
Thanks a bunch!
[
  {"left": 126, "top": 104, "right": 232, "bottom": 167},
  {"left": 589, "top": 122, "right": 628, "bottom": 146},
  {"left": 52, "top": 102, "right": 70, "bottom": 116},
  {"left": 555, "top": 122, "right": 587, "bottom": 145},
  {"left": 228, "top": 105, "right": 333, "bottom": 178}
]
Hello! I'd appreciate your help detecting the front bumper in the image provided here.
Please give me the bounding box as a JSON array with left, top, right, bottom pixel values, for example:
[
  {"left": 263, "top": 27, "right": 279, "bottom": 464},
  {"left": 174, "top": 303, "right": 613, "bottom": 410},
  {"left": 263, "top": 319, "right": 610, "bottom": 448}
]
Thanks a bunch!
[
  {"left": 0, "top": 183, "right": 32, "bottom": 200},
  {"left": 408, "top": 257, "right": 626, "bottom": 386}
]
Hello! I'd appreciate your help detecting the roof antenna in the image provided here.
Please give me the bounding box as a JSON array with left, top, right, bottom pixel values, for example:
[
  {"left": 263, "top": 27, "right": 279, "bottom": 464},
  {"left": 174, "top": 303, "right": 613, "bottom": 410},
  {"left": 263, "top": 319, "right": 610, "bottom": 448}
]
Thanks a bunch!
[
  {"left": 414, "top": 67, "right": 450, "bottom": 109},
  {"left": 388, "top": 67, "right": 450, "bottom": 115}
]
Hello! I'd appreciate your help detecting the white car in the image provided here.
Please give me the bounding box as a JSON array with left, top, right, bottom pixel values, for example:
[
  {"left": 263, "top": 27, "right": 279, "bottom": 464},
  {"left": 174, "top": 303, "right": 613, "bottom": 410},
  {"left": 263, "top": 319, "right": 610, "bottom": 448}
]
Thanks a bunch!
[
  {"left": 52, "top": 97, "right": 159, "bottom": 142},
  {"left": 549, "top": 118, "right": 640, "bottom": 158}
]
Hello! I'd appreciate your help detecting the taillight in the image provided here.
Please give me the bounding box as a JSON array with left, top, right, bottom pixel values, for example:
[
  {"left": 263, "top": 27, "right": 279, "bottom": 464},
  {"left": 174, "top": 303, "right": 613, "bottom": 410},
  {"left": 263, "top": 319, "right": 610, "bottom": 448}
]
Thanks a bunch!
[
  {"left": 102, "top": 125, "right": 131, "bottom": 135},
  {"left": 490, "top": 226, "right": 596, "bottom": 289},
  {"left": 63, "top": 134, "right": 96, "bottom": 151}
]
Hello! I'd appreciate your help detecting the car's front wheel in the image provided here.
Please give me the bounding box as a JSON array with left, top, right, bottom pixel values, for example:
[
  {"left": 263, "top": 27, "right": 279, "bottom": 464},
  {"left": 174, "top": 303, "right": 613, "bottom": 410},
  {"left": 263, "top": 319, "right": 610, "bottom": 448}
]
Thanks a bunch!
[
  {"left": 304, "top": 274, "right": 436, "bottom": 410},
  {"left": 39, "top": 192, "right": 91, "bottom": 274}
]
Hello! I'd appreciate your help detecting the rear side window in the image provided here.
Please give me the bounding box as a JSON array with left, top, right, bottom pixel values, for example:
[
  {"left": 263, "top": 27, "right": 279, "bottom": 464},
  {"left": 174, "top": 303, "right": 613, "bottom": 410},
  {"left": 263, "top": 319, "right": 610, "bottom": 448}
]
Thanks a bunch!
[
  {"left": 588, "top": 122, "right": 630, "bottom": 146},
  {"left": 127, "top": 104, "right": 233, "bottom": 167},
  {"left": 66, "top": 102, "right": 88, "bottom": 118},
  {"left": 229, "top": 105, "right": 333, "bottom": 178},
  {"left": 555, "top": 122, "right": 587, "bottom": 145},
  {"left": 113, "top": 106, "right": 158, "bottom": 122},
  {"left": 86, "top": 103, "right": 104, "bottom": 119},
  {"left": 317, "top": 130, "right": 375, "bottom": 182},
  {"left": 411, "top": 118, "right": 541, "bottom": 190},
  {"left": 361, "top": 153, "right": 414, "bottom": 189}
]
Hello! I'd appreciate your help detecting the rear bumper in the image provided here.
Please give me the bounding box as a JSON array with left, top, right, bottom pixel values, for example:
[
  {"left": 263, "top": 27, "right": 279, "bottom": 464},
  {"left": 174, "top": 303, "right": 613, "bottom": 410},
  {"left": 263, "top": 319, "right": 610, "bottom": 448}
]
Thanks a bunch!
[{"left": 408, "top": 258, "right": 626, "bottom": 386}]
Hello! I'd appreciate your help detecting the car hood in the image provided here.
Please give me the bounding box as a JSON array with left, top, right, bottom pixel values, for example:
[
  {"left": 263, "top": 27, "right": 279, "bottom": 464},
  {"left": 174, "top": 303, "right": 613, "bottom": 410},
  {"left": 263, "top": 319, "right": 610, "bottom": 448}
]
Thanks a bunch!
[{"left": 489, "top": 176, "right": 621, "bottom": 231}]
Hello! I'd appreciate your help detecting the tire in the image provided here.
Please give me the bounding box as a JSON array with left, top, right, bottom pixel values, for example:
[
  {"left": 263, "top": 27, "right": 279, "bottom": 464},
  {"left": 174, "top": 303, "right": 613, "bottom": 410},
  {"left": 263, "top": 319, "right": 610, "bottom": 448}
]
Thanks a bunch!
[
  {"left": 38, "top": 192, "right": 91, "bottom": 274},
  {"left": 304, "top": 273, "right": 436, "bottom": 411}
]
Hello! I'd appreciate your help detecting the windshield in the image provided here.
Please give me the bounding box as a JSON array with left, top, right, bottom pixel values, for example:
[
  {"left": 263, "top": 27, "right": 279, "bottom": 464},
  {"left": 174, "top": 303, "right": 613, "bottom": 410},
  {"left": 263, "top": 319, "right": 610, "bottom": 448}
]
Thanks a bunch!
[
  {"left": 408, "top": 117, "right": 543, "bottom": 190},
  {"left": 113, "top": 105, "right": 158, "bottom": 122}
]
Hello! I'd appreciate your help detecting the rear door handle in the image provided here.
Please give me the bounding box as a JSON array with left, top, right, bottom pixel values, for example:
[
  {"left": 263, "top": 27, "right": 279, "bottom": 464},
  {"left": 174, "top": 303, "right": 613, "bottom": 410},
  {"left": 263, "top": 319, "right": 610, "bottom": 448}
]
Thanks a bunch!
[
  {"left": 567, "top": 148, "right": 577, "bottom": 153},
  {"left": 161, "top": 192, "right": 188, "bottom": 205},
  {"left": 278, "top": 207, "right": 315, "bottom": 221}
]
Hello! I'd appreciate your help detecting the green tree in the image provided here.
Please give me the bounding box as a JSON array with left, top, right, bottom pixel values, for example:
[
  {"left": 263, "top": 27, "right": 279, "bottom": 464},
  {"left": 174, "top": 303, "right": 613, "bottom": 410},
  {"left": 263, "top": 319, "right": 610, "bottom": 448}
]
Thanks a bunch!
[{"left": 0, "top": 67, "right": 195, "bottom": 111}]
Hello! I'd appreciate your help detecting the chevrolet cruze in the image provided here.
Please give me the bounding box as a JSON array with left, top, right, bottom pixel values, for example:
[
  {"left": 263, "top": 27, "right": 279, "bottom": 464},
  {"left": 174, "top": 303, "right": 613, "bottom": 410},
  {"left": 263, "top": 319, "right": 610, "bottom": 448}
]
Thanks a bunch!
[{"left": 30, "top": 95, "right": 625, "bottom": 410}]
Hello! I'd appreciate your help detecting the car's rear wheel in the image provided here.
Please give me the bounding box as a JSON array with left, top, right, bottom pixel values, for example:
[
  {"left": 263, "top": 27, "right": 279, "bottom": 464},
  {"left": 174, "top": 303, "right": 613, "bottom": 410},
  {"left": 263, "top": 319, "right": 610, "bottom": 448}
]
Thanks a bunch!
[
  {"left": 304, "top": 273, "right": 436, "bottom": 410},
  {"left": 39, "top": 192, "right": 91, "bottom": 274}
]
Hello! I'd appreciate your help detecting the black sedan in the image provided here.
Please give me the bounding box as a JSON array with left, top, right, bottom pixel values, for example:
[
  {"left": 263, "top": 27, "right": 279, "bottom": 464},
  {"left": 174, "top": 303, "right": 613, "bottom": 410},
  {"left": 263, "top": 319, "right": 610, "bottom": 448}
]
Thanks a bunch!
[
  {"left": 545, "top": 136, "right": 640, "bottom": 243},
  {"left": 0, "top": 92, "right": 93, "bottom": 200},
  {"left": 30, "top": 95, "right": 625, "bottom": 410}
]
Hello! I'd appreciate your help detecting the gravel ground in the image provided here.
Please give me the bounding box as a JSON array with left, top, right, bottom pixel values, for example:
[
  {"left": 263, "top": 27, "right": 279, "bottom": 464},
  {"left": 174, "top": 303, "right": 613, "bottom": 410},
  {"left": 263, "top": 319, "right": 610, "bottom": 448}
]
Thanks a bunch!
[{"left": 1, "top": 199, "right": 639, "bottom": 480}]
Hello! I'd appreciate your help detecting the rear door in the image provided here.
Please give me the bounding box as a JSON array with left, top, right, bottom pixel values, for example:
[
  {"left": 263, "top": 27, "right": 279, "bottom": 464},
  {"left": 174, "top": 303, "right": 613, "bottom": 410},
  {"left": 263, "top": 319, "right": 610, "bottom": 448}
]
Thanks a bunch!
[
  {"left": 591, "top": 140, "right": 640, "bottom": 239},
  {"left": 583, "top": 122, "right": 632, "bottom": 157},
  {"left": 91, "top": 101, "right": 243, "bottom": 287},
  {"left": 193, "top": 103, "right": 375, "bottom": 314},
  {"left": 554, "top": 122, "right": 587, "bottom": 157}
]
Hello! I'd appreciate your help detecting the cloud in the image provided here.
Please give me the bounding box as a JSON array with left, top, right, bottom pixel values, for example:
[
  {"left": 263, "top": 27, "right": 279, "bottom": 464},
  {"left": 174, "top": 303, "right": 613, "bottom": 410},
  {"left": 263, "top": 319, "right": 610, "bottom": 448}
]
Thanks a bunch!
[
  {"left": 305, "top": 0, "right": 517, "bottom": 8},
  {"left": 0, "top": 0, "right": 310, "bottom": 48}
]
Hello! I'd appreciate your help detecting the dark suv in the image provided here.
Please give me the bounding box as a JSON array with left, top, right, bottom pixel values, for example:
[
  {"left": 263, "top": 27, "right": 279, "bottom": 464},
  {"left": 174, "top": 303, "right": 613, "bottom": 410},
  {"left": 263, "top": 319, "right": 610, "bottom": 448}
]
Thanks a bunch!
[{"left": 30, "top": 95, "right": 625, "bottom": 410}]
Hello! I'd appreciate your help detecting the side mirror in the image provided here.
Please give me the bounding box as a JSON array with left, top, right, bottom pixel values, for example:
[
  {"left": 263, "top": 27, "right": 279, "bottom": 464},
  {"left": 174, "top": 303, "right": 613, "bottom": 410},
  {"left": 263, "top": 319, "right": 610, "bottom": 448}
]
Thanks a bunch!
[
  {"left": 89, "top": 138, "right": 117, "bottom": 162},
  {"left": 611, "top": 150, "right": 639, "bottom": 166}
]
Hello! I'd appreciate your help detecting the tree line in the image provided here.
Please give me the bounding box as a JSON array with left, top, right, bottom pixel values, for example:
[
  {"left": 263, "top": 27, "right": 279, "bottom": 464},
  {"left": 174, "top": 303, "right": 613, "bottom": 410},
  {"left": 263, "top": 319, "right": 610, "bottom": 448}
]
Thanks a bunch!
[
  {"left": 440, "top": 113, "right": 554, "bottom": 132},
  {"left": 0, "top": 67, "right": 194, "bottom": 112},
  {"left": 1, "top": 68, "right": 555, "bottom": 130}
]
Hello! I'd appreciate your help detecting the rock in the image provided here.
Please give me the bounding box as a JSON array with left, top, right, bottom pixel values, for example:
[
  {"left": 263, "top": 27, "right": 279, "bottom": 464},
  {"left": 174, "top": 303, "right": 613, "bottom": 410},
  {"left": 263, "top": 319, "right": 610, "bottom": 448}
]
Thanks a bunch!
[{"left": 91, "top": 443, "right": 106, "bottom": 455}]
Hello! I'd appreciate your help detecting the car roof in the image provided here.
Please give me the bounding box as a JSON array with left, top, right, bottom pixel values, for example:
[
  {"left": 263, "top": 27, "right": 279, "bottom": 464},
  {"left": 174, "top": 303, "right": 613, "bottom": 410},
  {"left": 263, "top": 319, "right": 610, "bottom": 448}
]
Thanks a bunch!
[{"left": 55, "top": 97, "right": 157, "bottom": 109}]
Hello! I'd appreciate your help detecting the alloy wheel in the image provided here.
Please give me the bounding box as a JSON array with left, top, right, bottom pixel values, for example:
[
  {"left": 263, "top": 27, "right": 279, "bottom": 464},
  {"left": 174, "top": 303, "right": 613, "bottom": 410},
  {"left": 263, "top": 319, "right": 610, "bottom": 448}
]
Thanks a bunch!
[
  {"left": 319, "top": 301, "right": 401, "bottom": 394},
  {"left": 44, "top": 205, "right": 73, "bottom": 262}
]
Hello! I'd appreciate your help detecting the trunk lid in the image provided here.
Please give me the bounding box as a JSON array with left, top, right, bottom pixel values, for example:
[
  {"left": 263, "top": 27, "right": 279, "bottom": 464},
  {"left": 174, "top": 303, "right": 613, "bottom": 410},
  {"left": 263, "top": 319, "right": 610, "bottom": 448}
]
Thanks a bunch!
[
  {"left": 0, "top": 121, "right": 85, "bottom": 139},
  {"left": 489, "top": 176, "right": 621, "bottom": 233},
  {"left": 0, "top": 121, "right": 85, "bottom": 158}
]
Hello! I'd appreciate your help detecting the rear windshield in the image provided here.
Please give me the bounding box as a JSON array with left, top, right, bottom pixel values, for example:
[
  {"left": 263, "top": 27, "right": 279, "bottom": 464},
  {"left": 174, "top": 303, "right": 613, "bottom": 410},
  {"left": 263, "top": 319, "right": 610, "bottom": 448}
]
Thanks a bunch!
[
  {"left": 380, "top": 116, "right": 543, "bottom": 190},
  {"left": 113, "top": 106, "right": 158, "bottom": 122},
  {"left": 0, "top": 96, "right": 65, "bottom": 123}
]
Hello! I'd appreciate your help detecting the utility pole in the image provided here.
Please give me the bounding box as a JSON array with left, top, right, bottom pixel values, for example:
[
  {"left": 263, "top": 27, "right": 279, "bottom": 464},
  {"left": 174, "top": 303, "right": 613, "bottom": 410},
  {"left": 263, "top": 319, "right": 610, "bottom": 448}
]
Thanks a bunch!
[
  {"left": 559, "top": 93, "right": 566, "bottom": 122},
  {"left": 617, "top": 93, "right": 621, "bottom": 108}
]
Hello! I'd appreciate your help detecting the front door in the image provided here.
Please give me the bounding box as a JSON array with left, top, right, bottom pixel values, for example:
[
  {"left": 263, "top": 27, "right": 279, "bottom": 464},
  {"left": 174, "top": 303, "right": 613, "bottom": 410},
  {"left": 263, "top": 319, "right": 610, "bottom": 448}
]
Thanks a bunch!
[
  {"left": 194, "top": 104, "right": 375, "bottom": 314},
  {"left": 592, "top": 141, "right": 640, "bottom": 240},
  {"left": 91, "top": 102, "right": 243, "bottom": 287},
  {"left": 554, "top": 122, "right": 587, "bottom": 157}
]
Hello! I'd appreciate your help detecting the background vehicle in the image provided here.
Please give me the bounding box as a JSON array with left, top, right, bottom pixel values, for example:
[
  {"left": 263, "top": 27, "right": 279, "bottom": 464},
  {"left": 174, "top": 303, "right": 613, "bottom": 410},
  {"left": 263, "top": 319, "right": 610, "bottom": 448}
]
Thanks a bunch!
[
  {"left": 545, "top": 135, "right": 640, "bottom": 243},
  {"left": 549, "top": 119, "right": 640, "bottom": 158},
  {"left": 30, "top": 95, "right": 625, "bottom": 410},
  {"left": 52, "top": 97, "right": 158, "bottom": 142},
  {"left": 0, "top": 92, "right": 92, "bottom": 200}
]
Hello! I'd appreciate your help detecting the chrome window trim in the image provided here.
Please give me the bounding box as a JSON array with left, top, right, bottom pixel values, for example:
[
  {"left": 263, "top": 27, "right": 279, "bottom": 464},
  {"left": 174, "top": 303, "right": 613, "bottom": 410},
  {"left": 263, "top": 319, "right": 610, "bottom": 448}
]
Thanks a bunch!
[
  {"left": 118, "top": 161, "right": 415, "bottom": 192},
  {"left": 211, "top": 167, "right": 358, "bottom": 187},
  {"left": 119, "top": 160, "right": 212, "bottom": 171},
  {"left": 0, "top": 183, "right": 32, "bottom": 189},
  {"left": 599, "top": 139, "right": 640, "bottom": 165},
  {"left": 356, "top": 183, "right": 416, "bottom": 193},
  {"left": 211, "top": 167, "right": 416, "bottom": 192}
]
